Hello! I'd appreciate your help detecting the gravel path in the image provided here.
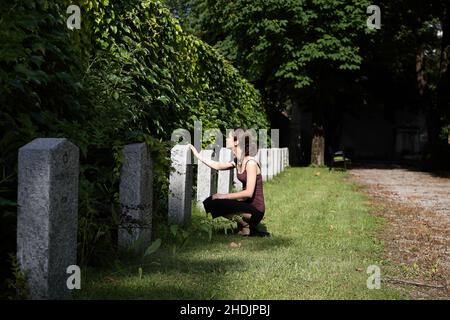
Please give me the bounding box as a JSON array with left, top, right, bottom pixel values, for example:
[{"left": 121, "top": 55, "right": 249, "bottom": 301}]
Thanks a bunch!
[
  {"left": 349, "top": 167, "right": 450, "bottom": 298},
  {"left": 349, "top": 168, "right": 450, "bottom": 218}
]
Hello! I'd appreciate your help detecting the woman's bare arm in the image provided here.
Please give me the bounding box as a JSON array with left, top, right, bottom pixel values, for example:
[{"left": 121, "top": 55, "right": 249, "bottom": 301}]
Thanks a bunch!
[
  {"left": 188, "top": 144, "right": 234, "bottom": 171},
  {"left": 220, "top": 161, "right": 257, "bottom": 200}
]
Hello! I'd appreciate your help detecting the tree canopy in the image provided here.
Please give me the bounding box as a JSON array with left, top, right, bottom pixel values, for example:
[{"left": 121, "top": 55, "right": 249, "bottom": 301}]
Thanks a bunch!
[{"left": 172, "top": 0, "right": 450, "bottom": 166}]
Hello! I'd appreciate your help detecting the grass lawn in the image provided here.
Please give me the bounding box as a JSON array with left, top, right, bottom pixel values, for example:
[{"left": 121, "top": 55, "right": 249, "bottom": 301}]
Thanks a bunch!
[{"left": 75, "top": 167, "right": 407, "bottom": 299}]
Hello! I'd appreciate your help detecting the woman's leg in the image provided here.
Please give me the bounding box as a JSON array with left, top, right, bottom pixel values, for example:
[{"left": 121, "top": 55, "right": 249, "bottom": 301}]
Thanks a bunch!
[
  {"left": 203, "top": 196, "right": 263, "bottom": 235},
  {"left": 222, "top": 213, "right": 251, "bottom": 235},
  {"left": 241, "top": 213, "right": 252, "bottom": 222},
  {"left": 238, "top": 213, "right": 252, "bottom": 235},
  {"left": 223, "top": 214, "right": 250, "bottom": 232}
]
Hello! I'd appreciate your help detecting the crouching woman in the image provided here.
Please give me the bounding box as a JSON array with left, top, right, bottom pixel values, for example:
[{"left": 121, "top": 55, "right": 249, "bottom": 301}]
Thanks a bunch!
[{"left": 188, "top": 128, "right": 265, "bottom": 236}]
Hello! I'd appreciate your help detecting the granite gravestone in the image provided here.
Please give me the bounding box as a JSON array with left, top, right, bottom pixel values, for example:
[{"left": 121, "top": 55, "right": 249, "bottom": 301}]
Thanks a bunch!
[
  {"left": 118, "top": 143, "right": 153, "bottom": 253},
  {"left": 17, "top": 138, "right": 79, "bottom": 299},
  {"left": 168, "top": 145, "right": 192, "bottom": 225}
]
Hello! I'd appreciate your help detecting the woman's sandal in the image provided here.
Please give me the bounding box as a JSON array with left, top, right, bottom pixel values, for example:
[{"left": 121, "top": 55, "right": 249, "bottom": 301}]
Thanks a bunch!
[
  {"left": 237, "top": 223, "right": 251, "bottom": 236},
  {"left": 242, "top": 225, "right": 271, "bottom": 237},
  {"left": 237, "top": 222, "right": 271, "bottom": 237}
]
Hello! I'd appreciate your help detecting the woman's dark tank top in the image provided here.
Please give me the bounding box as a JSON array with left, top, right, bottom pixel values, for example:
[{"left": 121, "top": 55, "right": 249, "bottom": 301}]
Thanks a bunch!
[{"left": 234, "top": 157, "right": 265, "bottom": 213}]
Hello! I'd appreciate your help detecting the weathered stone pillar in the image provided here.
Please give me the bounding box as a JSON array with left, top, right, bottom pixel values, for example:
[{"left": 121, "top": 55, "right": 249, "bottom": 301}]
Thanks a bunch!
[
  {"left": 273, "top": 149, "right": 278, "bottom": 176},
  {"left": 233, "top": 167, "right": 243, "bottom": 191},
  {"left": 278, "top": 148, "right": 282, "bottom": 173},
  {"left": 285, "top": 147, "right": 290, "bottom": 167},
  {"left": 255, "top": 149, "right": 260, "bottom": 163},
  {"left": 217, "top": 148, "right": 233, "bottom": 194},
  {"left": 274, "top": 148, "right": 278, "bottom": 175},
  {"left": 118, "top": 143, "right": 153, "bottom": 252},
  {"left": 17, "top": 138, "right": 79, "bottom": 300},
  {"left": 278, "top": 148, "right": 282, "bottom": 174},
  {"left": 197, "top": 150, "right": 217, "bottom": 209},
  {"left": 259, "top": 149, "right": 268, "bottom": 181},
  {"left": 168, "top": 144, "right": 192, "bottom": 225},
  {"left": 268, "top": 149, "right": 274, "bottom": 179}
]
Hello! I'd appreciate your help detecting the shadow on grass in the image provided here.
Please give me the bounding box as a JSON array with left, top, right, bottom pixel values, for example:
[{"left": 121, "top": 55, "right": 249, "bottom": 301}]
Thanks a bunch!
[
  {"left": 78, "top": 224, "right": 295, "bottom": 299},
  {"left": 78, "top": 282, "right": 204, "bottom": 300},
  {"left": 78, "top": 255, "right": 246, "bottom": 299},
  {"left": 206, "top": 222, "right": 295, "bottom": 252}
]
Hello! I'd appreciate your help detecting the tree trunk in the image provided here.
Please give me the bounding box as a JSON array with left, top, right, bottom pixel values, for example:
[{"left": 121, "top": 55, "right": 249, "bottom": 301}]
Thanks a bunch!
[
  {"left": 311, "top": 72, "right": 326, "bottom": 166},
  {"left": 311, "top": 128, "right": 325, "bottom": 166},
  {"left": 416, "top": 44, "right": 427, "bottom": 97}
]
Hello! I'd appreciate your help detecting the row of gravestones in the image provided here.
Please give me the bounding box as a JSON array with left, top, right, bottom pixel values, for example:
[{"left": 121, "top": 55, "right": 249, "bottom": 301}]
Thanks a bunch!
[
  {"left": 168, "top": 145, "right": 289, "bottom": 225},
  {"left": 16, "top": 138, "right": 289, "bottom": 299}
]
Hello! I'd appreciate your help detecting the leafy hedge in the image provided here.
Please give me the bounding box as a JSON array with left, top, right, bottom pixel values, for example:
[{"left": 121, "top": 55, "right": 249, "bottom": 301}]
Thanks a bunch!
[{"left": 0, "top": 0, "right": 268, "bottom": 294}]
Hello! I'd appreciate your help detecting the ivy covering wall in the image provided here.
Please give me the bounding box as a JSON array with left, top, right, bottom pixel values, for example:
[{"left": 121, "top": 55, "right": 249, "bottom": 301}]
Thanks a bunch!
[{"left": 0, "top": 0, "right": 268, "bottom": 292}]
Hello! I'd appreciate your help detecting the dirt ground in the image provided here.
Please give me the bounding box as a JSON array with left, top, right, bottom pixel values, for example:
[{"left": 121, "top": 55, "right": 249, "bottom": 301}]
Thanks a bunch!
[{"left": 349, "top": 165, "right": 450, "bottom": 299}]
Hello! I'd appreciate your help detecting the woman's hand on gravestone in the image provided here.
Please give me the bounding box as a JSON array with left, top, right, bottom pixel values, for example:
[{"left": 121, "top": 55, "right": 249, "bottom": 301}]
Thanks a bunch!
[{"left": 187, "top": 144, "right": 199, "bottom": 157}]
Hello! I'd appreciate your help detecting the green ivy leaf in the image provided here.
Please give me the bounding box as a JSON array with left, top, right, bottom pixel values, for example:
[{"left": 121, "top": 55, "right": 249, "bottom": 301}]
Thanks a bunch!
[{"left": 144, "top": 238, "right": 161, "bottom": 257}]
